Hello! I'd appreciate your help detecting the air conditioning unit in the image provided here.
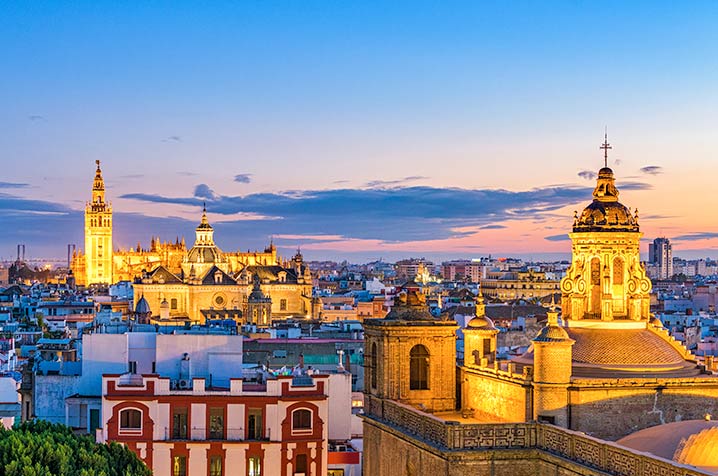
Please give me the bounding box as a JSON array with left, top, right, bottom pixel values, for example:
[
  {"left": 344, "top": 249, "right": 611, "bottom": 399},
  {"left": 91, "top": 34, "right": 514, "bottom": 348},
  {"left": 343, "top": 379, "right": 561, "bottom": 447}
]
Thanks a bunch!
[{"left": 178, "top": 379, "right": 192, "bottom": 390}]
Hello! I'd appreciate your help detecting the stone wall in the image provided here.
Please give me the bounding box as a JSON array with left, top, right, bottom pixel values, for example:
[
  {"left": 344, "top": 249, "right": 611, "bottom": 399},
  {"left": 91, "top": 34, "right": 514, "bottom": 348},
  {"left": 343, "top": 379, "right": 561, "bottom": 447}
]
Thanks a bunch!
[
  {"left": 462, "top": 367, "right": 530, "bottom": 422},
  {"left": 363, "top": 398, "right": 712, "bottom": 476},
  {"left": 569, "top": 378, "right": 718, "bottom": 440}
]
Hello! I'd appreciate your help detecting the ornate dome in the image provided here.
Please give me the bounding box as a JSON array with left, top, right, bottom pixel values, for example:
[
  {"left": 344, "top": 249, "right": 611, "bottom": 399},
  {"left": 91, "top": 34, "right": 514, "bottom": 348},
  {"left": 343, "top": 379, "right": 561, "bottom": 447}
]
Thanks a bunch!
[
  {"left": 533, "top": 324, "right": 572, "bottom": 343},
  {"left": 385, "top": 290, "right": 435, "bottom": 321},
  {"left": 573, "top": 167, "right": 639, "bottom": 233}
]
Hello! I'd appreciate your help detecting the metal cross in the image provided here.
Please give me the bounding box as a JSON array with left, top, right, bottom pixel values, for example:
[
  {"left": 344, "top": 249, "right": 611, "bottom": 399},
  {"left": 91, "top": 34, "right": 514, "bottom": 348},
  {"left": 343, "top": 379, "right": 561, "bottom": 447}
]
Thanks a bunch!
[{"left": 600, "top": 131, "right": 612, "bottom": 168}]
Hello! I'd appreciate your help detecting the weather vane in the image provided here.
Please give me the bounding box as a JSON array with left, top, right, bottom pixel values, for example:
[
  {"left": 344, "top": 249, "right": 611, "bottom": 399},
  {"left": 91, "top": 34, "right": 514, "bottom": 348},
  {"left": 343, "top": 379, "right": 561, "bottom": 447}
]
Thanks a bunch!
[{"left": 599, "top": 128, "right": 612, "bottom": 168}]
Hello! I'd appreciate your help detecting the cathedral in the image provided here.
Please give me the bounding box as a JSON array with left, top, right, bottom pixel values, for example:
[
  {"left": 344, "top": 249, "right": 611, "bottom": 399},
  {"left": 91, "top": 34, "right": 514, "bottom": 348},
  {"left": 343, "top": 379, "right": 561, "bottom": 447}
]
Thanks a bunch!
[
  {"left": 363, "top": 148, "right": 718, "bottom": 475},
  {"left": 71, "top": 162, "right": 316, "bottom": 323}
]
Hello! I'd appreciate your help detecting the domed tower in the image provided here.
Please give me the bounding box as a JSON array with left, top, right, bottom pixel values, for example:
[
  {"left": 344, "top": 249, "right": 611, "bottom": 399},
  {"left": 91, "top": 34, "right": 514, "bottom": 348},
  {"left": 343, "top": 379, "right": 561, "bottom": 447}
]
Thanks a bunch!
[
  {"left": 84, "top": 160, "right": 113, "bottom": 285},
  {"left": 364, "top": 287, "right": 458, "bottom": 413},
  {"left": 246, "top": 274, "right": 272, "bottom": 327},
  {"left": 532, "top": 305, "right": 575, "bottom": 426},
  {"left": 181, "top": 205, "right": 229, "bottom": 279},
  {"left": 561, "top": 135, "right": 651, "bottom": 322},
  {"left": 463, "top": 290, "right": 499, "bottom": 368},
  {"left": 134, "top": 295, "right": 151, "bottom": 324}
]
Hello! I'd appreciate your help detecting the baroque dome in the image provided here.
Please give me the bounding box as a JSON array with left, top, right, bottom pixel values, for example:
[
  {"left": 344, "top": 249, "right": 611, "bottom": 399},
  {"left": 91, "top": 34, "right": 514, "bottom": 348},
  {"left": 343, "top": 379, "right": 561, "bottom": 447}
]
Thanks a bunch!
[
  {"left": 573, "top": 167, "right": 639, "bottom": 233},
  {"left": 466, "top": 315, "right": 497, "bottom": 330}
]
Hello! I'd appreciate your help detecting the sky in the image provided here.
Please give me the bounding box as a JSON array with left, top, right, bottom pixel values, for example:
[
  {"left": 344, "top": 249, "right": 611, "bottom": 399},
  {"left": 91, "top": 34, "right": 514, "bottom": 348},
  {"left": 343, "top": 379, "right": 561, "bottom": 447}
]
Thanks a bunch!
[{"left": 1, "top": 1, "right": 718, "bottom": 263}]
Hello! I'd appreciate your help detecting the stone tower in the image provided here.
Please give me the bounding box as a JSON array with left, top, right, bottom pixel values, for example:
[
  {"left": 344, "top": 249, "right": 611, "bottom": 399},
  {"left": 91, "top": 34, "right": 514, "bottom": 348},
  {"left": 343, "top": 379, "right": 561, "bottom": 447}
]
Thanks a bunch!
[
  {"left": 531, "top": 305, "right": 575, "bottom": 426},
  {"left": 84, "top": 160, "right": 113, "bottom": 285},
  {"left": 247, "top": 274, "right": 272, "bottom": 327},
  {"left": 561, "top": 159, "right": 651, "bottom": 322},
  {"left": 364, "top": 286, "right": 458, "bottom": 413},
  {"left": 462, "top": 290, "right": 499, "bottom": 369}
]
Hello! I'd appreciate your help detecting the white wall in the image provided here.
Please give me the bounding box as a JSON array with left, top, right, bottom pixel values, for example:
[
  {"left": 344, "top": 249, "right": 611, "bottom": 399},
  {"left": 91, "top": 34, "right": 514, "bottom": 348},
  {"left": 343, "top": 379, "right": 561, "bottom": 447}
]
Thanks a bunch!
[
  {"left": 80, "top": 334, "right": 129, "bottom": 396},
  {"left": 155, "top": 334, "right": 243, "bottom": 385},
  {"left": 327, "top": 373, "right": 353, "bottom": 441}
]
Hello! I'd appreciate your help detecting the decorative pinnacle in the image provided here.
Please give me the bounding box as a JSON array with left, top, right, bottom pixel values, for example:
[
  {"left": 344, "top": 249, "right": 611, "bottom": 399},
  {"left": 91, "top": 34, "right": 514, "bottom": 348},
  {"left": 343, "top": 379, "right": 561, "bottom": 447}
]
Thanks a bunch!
[{"left": 600, "top": 129, "right": 612, "bottom": 168}]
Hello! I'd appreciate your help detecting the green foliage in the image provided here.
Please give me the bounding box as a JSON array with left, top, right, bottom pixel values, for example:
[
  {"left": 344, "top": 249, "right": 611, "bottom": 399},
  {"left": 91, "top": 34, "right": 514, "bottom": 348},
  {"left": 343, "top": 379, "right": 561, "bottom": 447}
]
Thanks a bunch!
[{"left": 0, "top": 421, "right": 151, "bottom": 476}]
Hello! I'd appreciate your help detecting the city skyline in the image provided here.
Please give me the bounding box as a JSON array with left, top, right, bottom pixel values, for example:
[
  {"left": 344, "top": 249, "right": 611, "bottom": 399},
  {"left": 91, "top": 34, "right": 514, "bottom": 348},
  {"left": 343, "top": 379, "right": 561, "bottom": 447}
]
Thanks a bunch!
[{"left": 2, "top": 2, "right": 718, "bottom": 262}]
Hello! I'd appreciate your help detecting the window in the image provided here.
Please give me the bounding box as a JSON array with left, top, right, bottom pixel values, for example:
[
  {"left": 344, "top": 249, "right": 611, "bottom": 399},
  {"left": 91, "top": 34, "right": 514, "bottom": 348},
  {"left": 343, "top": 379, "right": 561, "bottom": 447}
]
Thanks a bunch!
[
  {"left": 171, "top": 298, "right": 178, "bottom": 310},
  {"left": 248, "top": 456, "right": 262, "bottom": 476},
  {"left": 209, "top": 455, "right": 223, "bottom": 476},
  {"left": 409, "top": 345, "right": 429, "bottom": 390},
  {"left": 128, "top": 361, "right": 137, "bottom": 374},
  {"left": 247, "top": 408, "right": 263, "bottom": 440},
  {"left": 119, "top": 409, "right": 141, "bottom": 430},
  {"left": 328, "top": 470, "right": 345, "bottom": 476},
  {"left": 209, "top": 407, "right": 224, "bottom": 439},
  {"left": 173, "top": 456, "right": 187, "bottom": 476},
  {"left": 295, "top": 454, "right": 307, "bottom": 474},
  {"left": 370, "top": 342, "right": 377, "bottom": 389},
  {"left": 292, "top": 409, "right": 312, "bottom": 431},
  {"left": 172, "top": 407, "right": 188, "bottom": 439},
  {"left": 280, "top": 299, "right": 287, "bottom": 311}
]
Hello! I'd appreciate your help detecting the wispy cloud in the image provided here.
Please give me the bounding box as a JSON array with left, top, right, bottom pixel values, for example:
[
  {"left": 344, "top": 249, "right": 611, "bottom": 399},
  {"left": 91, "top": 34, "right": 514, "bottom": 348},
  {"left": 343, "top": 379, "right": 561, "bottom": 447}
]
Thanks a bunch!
[
  {"left": 577, "top": 170, "right": 596, "bottom": 180},
  {"left": 544, "top": 234, "right": 570, "bottom": 242},
  {"left": 480, "top": 224, "right": 507, "bottom": 230},
  {"left": 234, "top": 174, "right": 252, "bottom": 184},
  {"left": 0, "top": 182, "right": 29, "bottom": 189},
  {"left": 364, "top": 175, "right": 429, "bottom": 188},
  {"left": 162, "top": 135, "right": 182, "bottom": 143},
  {"left": 27, "top": 115, "right": 45, "bottom": 121},
  {"left": 177, "top": 171, "right": 198, "bottom": 177},
  {"left": 121, "top": 183, "right": 594, "bottom": 243},
  {"left": 640, "top": 165, "right": 663, "bottom": 175},
  {"left": 673, "top": 232, "right": 718, "bottom": 241}
]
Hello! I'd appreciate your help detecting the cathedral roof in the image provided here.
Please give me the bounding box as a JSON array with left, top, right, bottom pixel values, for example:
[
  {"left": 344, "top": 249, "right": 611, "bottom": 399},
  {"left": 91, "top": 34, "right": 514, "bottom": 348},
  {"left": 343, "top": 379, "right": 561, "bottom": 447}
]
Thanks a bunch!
[
  {"left": 573, "top": 167, "right": 639, "bottom": 233},
  {"left": 186, "top": 245, "right": 224, "bottom": 264},
  {"left": 514, "top": 325, "right": 700, "bottom": 377},
  {"left": 200, "top": 266, "right": 236, "bottom": 285},
  {"left": 147, "top": 266, "right": 182, "bottom": 284}
]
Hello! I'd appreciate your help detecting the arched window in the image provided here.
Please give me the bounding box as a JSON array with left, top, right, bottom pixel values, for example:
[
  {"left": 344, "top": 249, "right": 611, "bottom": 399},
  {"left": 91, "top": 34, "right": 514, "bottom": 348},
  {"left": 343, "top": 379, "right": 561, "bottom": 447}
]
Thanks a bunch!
[
  {"left": 371, "top": 342, "right": 378, "bottom": 390},
  {"left": 119, "top": 408, "right": 142, "bottom": 430},
  {"left": 410, "top": 345, "right": 429, "bottom": 390},
  {"left": 292, "top": 409, "right": 312, "bottom": 431}
]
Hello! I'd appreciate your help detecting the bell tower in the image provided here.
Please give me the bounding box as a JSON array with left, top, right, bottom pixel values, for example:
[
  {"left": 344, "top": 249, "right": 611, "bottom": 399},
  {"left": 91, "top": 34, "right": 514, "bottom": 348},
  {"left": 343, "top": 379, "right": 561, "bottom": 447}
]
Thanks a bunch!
[
  {"left": 84, "top": 160, "right": 113, "bottom": 285},
  {"left": 560, "top": 137, "right": 651, "bottom": 322}
]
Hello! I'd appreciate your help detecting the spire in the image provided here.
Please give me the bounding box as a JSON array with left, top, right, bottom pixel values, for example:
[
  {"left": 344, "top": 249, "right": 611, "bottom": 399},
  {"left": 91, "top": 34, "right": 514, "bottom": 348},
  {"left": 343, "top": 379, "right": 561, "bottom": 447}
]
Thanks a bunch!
[{"left": 599, "top": 128, "right": 612, "bottom": 168}]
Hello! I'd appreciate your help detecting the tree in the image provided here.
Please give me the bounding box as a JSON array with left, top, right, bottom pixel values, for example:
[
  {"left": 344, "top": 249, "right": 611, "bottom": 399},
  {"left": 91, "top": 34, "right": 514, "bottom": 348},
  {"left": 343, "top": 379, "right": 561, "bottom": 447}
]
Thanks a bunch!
[{"left": 0, "top": 421, "right": 151, "bottom": 476}]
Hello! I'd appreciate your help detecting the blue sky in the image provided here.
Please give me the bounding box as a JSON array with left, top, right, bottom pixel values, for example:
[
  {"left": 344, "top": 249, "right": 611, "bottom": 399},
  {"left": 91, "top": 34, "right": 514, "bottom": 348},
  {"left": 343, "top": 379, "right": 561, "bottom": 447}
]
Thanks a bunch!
[{"left": 1, "top": 2, "right": 718, "bottom": 262}]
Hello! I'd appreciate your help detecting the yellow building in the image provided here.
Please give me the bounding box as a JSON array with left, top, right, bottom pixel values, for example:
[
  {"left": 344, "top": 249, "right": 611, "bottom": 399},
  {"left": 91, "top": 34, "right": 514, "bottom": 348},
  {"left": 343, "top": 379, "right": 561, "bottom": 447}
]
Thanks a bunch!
[
  {"left": 363, "top": 153, "right": 718, "bottom": 476},
  {"left": 72, "top": 162, "right": 292, "bottom": 286},
  {"left": 81, "top": 161, "right": 113, "bottom": 285},
  {"left": 132, "top": 208, "right": 315, "bottom": 323}
]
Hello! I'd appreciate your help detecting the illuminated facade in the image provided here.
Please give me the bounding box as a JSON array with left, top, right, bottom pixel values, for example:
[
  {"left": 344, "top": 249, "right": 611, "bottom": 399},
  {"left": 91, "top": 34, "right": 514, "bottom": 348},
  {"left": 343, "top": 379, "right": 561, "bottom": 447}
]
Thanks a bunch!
[
  {"left": 132, "top": 210, "right": 314, "bottom": 323},
  {"left": 363, "top": 146, "right": 718, "bottom": 476},
  {"left": 71, "top": 164, "right": 315, "bottom": 322},
  {"left": 82, "top": 161, "right": 113, "bottom": 285}
]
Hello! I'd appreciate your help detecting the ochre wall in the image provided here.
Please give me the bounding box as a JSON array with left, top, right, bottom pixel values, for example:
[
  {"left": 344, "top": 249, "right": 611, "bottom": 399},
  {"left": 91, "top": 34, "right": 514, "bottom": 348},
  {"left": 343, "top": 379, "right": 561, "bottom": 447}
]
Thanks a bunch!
[{"left": 462, "top": 369, "right": 529, "bottom": 422}]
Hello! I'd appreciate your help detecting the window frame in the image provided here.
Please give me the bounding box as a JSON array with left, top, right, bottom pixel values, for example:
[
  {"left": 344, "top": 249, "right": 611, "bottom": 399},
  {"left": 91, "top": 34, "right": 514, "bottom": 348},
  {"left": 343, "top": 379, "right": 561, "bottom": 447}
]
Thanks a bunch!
[
  {"left": 291, "top": 408, "right": 313, "bottom": 434},
  {"left": 118, "top": 408, "right": 142, "bottom": 433}
]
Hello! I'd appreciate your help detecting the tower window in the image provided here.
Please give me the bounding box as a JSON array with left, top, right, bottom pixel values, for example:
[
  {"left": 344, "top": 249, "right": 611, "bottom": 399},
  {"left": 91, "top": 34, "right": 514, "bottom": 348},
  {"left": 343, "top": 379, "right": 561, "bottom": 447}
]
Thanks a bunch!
[
  {"left": 410, "top": 344, "right": 429, "bottom": 390},
  {"left": 280, "top": 299, "right": 287, "bottom": 311}
]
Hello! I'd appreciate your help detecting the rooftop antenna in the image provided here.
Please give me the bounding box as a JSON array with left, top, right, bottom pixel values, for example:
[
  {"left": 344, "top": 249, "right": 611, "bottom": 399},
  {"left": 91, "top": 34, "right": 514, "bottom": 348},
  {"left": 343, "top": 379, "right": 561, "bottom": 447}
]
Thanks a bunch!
[{"left": 599, "top": 127, "right": 612, "bottom": 168}]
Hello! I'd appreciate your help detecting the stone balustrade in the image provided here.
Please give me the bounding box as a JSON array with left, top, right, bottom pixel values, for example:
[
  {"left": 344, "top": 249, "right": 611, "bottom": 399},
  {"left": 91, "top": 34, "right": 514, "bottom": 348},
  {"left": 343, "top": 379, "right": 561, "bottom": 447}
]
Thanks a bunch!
[{"left": 368, "top": 398, "right": 711, "bottom": 476}]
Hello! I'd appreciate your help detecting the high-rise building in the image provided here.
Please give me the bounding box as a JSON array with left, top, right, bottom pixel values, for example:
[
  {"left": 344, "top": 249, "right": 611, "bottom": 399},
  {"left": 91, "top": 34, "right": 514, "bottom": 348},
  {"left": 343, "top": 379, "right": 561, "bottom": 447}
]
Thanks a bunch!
[
  {"left": 84, "top": 160, "right": 113, "bottom": 285},
  {"left": 649, "top": 237, "right": 673, "bottom": 279}
]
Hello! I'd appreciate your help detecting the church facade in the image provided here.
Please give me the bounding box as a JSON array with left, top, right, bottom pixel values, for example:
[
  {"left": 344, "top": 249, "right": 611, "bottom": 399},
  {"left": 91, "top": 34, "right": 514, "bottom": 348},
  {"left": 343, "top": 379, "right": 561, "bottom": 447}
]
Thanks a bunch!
[
  {"left": 71, "top": 162, "right": 316, "bottom": 322},
  {"left": 363, "top": 151, "right": 718, "bottom": 475}
]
